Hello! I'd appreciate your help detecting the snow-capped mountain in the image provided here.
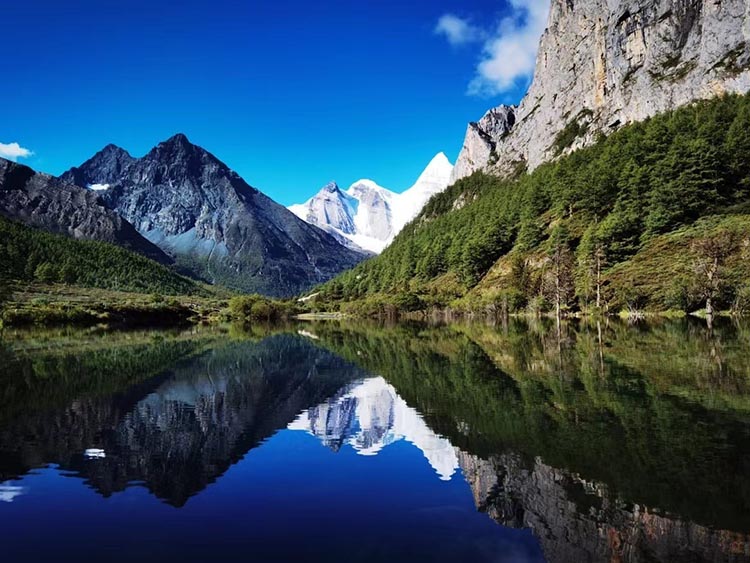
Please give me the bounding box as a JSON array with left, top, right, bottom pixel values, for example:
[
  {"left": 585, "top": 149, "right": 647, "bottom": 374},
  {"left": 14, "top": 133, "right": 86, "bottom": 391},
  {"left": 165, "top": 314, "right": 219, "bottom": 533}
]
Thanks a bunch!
[
  {"left": 288, "top": 376, "right": 458, "bottom": 481},
  {"left": 288, "top": 153, "right": 453, "bottom": 253}
]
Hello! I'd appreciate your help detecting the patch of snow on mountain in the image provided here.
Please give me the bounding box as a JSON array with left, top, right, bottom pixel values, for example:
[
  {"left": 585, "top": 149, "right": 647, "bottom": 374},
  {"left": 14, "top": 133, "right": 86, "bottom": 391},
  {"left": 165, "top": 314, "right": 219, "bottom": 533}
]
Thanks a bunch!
[{"left": 87, "top": 183, "right": 110, "bottom": 191}]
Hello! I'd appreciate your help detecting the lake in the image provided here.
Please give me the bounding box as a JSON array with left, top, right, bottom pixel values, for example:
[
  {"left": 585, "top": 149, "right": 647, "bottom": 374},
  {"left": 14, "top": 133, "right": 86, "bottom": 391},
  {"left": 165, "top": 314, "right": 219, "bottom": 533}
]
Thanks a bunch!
[{"left": 1, "top": 319, "right": 749, "bottom": 562}]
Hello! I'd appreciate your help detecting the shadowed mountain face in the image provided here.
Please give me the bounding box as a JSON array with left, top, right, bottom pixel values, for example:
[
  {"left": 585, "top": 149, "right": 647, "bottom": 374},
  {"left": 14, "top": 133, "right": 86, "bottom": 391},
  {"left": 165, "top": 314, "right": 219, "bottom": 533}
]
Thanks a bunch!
[
  {"left": 60, "top": 135, "right": 366, "bottom": 296},
  {"left": 0, "top": 157, "right": 170, "bottom": 264}
]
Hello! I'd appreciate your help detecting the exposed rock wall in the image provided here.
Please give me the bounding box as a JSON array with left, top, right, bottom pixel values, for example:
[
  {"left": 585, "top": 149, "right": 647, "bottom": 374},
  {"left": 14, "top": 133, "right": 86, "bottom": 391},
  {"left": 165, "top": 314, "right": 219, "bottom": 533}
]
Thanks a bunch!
[{"left": 452, "top": 0, "right": 750, "bottom": 182}]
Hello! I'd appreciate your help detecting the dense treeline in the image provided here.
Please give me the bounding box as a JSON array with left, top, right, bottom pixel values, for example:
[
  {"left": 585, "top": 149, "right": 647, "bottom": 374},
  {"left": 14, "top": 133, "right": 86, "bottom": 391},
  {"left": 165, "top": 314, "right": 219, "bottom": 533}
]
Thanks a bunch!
[
  {"left": 320, "top": 94, "right": 750, "bottom": 314},
  {"left": 226, "top": 294, "right": 300, "bottom": 321},
  {"left": 0, "top": 216, "right": 199, "bottom": 295}
]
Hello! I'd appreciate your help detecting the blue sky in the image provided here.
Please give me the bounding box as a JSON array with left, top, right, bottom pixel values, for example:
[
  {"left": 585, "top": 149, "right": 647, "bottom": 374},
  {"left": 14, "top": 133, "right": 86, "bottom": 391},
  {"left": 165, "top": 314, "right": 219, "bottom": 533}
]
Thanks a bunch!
[{"left": 2, "top": 0, "right": 548, "bottom": 205}]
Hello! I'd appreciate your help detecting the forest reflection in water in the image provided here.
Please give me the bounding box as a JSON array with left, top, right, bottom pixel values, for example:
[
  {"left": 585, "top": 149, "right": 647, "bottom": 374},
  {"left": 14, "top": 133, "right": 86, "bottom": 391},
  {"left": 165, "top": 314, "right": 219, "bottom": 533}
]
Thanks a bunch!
[{"left": 0, "top": 317, "right": 749, "bottom": 562}]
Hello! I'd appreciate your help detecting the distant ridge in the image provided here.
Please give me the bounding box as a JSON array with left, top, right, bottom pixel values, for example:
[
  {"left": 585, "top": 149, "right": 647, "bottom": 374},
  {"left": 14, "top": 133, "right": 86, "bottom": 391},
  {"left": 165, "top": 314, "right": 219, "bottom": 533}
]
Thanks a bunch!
[{"left": 0, "top": 156, "right": 170, "bottom": 264}]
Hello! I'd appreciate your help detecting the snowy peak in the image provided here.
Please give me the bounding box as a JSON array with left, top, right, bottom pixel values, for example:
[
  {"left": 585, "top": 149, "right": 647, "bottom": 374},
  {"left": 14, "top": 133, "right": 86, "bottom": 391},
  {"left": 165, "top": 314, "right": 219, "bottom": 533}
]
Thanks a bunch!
[
  {"left": 393, "top": 152, "right": 453, "bottom": 233},
  {"left": 346, "top": 178, "right": 393, "bottom": 199},
  {"left": 412, "top": 152, "right": 453, "bottom": 191},
  {"left": 288, "top": 153, "right": 454, "bottom": 254},
  {"left": 290, "top": 181, "right": 359, "bottom": 236},
  {"left": 322, "top": 181, "right": 340, "bottom": 193},
  {"left": 59, "top": 136, "right": 366, "bottom": 296}
]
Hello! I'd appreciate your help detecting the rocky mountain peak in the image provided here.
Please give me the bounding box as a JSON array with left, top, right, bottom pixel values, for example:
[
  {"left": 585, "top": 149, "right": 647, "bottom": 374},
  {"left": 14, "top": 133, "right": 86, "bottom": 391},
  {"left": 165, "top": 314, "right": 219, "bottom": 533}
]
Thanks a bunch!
[
  {"left": 322, "top": 181, "right": 340, "bottom": 193},
  {"left": 143, "top": 132, "right": 223, "bottom": 172},
  {"left": 100, "top": 143, "right": 131, "bottom": 157},
  {"left": 0, "top": 156, "right": 170, "bottom": 263},
  {"left": 165, "top": 132, "right": 190, "bottom": 145},
  {"left": 60, "top": 138, "right": 365, "bottom": 296},
  {"left": 451, "top": 106, "right": 516, "bottom": 183},
  {"left": 62, "top": 143, "right": 134, "bottom": 188}
]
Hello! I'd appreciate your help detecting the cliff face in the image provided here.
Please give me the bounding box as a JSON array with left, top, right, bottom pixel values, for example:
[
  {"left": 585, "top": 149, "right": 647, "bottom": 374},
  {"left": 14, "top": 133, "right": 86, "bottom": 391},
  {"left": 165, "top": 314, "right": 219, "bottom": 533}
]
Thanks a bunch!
[
  {"left": 452, "top": 0, "right": 750, "bottom": 182},
  {"left": 0, "top": 157, "right": 170, "bottom": 264},
  {"left": 457, "top": 450, "right": 750, "bottom": 563}
]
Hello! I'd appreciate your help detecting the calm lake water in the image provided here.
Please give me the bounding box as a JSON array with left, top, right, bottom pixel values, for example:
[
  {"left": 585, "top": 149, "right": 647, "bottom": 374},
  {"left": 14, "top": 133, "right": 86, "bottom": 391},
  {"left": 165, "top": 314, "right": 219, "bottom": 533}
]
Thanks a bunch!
[{"left": 1, "top": 319, "right": 749, "bottom": 562}]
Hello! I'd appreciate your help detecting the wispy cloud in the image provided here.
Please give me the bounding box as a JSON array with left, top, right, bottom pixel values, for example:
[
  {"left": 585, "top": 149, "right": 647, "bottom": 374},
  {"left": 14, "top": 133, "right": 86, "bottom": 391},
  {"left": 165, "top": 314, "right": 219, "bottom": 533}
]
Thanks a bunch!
[
  {"left": 437, "top": 0, "right": 550, "bottom": 97},
  {"left": 434, "top": 14, "right": 484, "bottom": 46},
  {"left": 0, "top": 142, "right": 33, "bottom": 162}
]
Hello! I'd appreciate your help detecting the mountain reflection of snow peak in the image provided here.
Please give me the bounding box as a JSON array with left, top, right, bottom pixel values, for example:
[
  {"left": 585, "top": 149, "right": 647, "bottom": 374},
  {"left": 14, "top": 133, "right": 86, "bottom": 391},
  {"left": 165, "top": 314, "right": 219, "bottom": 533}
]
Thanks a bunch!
[{"left": 288, "top": 377, "right": 458, "bottom": 480}]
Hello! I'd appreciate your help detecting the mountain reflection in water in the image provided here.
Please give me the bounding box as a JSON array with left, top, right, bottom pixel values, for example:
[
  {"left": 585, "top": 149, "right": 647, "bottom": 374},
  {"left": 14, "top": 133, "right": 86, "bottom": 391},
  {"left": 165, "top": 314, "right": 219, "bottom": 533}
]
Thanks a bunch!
[
  {"left": 0, "top": 320, "right": 748, "bottom": 562},
  {"left": 289, "top": 376, "right": 458, "bottom": 480}
]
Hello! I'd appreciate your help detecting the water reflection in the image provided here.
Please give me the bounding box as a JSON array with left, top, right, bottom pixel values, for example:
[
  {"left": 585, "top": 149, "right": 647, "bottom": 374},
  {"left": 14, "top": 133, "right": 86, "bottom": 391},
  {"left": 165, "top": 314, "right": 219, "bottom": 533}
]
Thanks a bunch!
[
  {"left": 0, "top": 319, "right": 749, "bottom": 562},
  {"left": 0, "top": 333, "right": 367, "bottom": 506},
  {"left": 289, "top": 376, "right": 458, "bottom": 480},
  {"left": 307, "top": 318, "right": 750, "bottom": 562}
]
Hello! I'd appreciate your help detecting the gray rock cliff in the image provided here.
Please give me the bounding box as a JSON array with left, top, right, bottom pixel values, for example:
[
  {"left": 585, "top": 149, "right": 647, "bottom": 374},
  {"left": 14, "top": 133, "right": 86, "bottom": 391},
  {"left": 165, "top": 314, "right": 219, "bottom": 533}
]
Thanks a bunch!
[{"left": 453, "top": 0, "right": 750, "bottom": 181}]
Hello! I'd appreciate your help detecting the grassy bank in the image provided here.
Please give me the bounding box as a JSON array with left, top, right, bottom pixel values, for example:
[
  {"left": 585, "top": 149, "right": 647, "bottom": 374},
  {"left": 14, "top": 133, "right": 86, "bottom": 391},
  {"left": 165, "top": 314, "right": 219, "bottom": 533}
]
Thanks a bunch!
[{"left": 0, "top": 283, "right": 229, "bottom": 327}]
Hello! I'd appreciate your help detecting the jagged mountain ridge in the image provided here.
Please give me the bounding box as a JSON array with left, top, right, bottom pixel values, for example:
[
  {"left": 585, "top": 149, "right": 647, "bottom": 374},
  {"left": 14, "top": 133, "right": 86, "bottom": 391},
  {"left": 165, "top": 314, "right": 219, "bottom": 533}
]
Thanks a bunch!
[
  {"left": 289, "top": 153, "right": 454, "bottom": 253},
  {"left": 0, "top": 157, "right": 171, "bottom": 264},
  {"left": 452, "top": 0, "right": 750, "bottom": 182},
  {"left": 61, "top": 134, "right": 365, "bottom": 296}
]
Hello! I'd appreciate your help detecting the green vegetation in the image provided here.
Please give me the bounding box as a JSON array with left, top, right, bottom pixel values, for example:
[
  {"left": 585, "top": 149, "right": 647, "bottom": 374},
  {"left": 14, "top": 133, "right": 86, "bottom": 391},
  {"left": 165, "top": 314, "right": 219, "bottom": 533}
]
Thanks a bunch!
[
  {"left": 317, "top": 94, "right": 750, "bottom": 316},
  {"left": 2, "top": 283, "right": 228, "bottom": 327},
  {"left": 553, "top": 108, "right": 593, "bottom": 154},
  {"left": 0, "top": 216, "right": 200, "bottom": 295},
  {"left": 0, "top": 328, "right": 219, "bottom": 422},
  {"left": 225, "top": 294, "right": 301, "bottom": 321}
]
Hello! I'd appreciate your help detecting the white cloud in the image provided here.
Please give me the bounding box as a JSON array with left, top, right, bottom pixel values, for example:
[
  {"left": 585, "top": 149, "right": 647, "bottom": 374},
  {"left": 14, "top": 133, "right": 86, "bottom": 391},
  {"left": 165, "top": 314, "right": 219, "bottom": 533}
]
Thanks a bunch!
[
  {"left": 434, "top": 14, "right": 484, "bottom": 46},
  {"left": 437, "top": 0, "right": 550, "bottom": 96},
  {"left": 0, "top": 141, "right": 33, "bottom": 162}
]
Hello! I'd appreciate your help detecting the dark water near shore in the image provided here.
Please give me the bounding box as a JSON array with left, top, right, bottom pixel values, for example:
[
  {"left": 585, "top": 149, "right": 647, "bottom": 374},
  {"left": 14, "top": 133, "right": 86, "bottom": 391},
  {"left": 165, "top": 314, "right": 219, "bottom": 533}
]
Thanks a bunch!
[{"left": 1, "top": 319, "right": 749, "bottom": 562}]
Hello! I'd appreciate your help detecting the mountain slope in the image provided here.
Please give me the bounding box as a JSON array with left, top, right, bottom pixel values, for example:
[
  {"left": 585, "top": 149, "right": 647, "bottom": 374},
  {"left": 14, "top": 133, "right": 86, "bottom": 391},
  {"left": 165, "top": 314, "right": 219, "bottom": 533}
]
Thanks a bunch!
[
  {"left": 289, "top": 153, "right": 453, "bottom": 253},
  {"left": 452, "top": 0, "right": 750, "bottom": 182},
  {"left": 61, "top": 134, "right": 365, "bottom": 296},
  {"left": 0, "top": 215, "right": 199, "bottom": 295},
  {"left": 318, "top": 92, "right": 750, "bottom": 313},
  {"left": 0, "top": 157, "right": 170, "bottom": 264}
]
